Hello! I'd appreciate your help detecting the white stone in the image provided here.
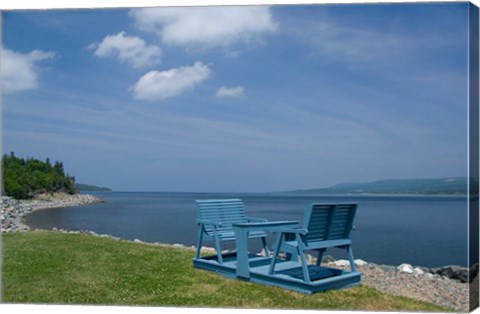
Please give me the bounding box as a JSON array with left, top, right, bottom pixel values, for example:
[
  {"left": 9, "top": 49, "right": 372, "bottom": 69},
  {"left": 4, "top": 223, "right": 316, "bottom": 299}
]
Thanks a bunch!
[
  {"left": 332, "top": 259, "right": 351, "bottom": 267},
  {"left": 397, "top": 263, "right": 414, "bottom": 274},
  {"left": 201, "top": 246, "right": 216, "bottom": 253},
  {"left": 306, "top": 254, "right": 316, "bottom": 264},
  {"left": 413, "top": 267, "right": 425, "bottom": 275},
  {"left": 425, "top": 273, "right": 435, "bottom": 280},
  {"left": 355, "top": 259, "right": 368, "bottom": 266}
]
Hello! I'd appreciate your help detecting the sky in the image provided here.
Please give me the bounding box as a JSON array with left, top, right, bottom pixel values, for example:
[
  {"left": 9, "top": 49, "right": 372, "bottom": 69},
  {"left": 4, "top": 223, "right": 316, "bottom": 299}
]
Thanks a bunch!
[{"left": 1, "top": 2, "right": 471, "bottom": 192}]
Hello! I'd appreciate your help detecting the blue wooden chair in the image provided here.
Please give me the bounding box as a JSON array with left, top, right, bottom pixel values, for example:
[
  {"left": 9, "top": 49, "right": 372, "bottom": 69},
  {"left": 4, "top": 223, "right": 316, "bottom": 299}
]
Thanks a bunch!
[
  {"left": 195, "top": 199, "right": 270, "bottom": 263},
  {"left": 268, "top": 203, "right": 358, "bottom": 283}
]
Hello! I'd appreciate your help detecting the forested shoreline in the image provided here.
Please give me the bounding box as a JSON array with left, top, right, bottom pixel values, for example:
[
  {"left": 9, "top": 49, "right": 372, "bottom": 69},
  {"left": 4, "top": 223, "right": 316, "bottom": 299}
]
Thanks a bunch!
[{"left": 2, "top": 153, "right": 77, "bottom": 199}]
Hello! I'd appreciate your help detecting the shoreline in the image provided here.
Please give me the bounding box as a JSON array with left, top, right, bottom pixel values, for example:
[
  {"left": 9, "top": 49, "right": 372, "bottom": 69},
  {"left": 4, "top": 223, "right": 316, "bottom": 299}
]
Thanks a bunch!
[
  {"left": 0, "top": 193, "right": 474, "bottom": 275},
  {"left": 1, "top": 194, "right": 104, "bottom": 233},
  {"left": 1, "top": 194, "right": 477, "bottom": 311}
]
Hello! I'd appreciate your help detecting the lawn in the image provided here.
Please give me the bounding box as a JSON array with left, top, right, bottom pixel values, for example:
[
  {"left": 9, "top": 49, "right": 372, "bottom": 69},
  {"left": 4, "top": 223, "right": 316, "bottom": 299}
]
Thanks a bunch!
[{"left": 1, "top": 231, "right": 449, "bottom": 311}]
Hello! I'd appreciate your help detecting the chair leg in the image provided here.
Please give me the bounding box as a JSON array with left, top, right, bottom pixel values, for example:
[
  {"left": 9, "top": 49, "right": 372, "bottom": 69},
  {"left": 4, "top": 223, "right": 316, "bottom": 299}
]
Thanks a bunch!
[
  {"left": 316, "top": 248, "right": 326, "bottom": 266},
  {"left": 261, "top": 237, "right": 269, "bottom": 256},
  {"left": 347, "top": 245, "right": 356, "bottom": 272},
  {"left": 268, "top": 233, "right": 283, "bottom": 275},
  {"left": 195, "top": 225, "right": 204, "bottom": 259},
  {"left": 284, "top": 232, "right": 297, "bottom": 261},
  {"left": 289, "top": 250, "right": 299, "bottom": 262},
  {"left": 299, "top": 251, "right": 311, "bottom": 283},
  {"left": 297, "top": 236, "right": 310, "bottom": 283},
  {"left": 214, "top": 235, "right": 223, "bottom": 264}
]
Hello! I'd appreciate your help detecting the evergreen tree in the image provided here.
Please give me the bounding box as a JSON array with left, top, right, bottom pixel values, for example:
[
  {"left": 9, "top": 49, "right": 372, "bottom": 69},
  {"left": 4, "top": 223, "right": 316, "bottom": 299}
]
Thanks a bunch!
[{"left": 2, "top": 153, "right": 78, "bottom": 199}]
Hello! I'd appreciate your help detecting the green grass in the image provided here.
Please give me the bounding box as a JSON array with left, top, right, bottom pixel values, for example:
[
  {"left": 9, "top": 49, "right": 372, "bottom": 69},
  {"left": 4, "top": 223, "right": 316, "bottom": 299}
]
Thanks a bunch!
[{"left": 2, "top": 231, "right": 449, "bottom": 311}]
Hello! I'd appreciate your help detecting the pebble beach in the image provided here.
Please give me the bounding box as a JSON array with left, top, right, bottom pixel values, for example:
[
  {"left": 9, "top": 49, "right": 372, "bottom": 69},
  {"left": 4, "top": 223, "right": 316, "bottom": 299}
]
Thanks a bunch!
[
  {"left": 1, "top": 194, "right": 103, "bottom": 232},
  {"left": 1, "top": 195, "right": 477, "bottom": 311}
]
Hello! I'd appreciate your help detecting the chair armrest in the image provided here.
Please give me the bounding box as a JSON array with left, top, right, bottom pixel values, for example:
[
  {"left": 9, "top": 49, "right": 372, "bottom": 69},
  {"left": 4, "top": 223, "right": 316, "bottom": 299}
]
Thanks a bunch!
[
  {"left": 272, "top": 227, "right": 307, "bottom": 235},
  {"left": 197, "top": 220, "right": 223, "bottom": 227},
  {"left": 245, "top": 216, "right": 268, "bottom": 223}
]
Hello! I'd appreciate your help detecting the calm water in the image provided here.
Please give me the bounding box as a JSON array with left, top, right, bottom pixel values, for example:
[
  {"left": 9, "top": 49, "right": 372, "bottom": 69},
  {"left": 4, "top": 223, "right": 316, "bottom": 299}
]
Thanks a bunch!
[{"left": 24, "top": 192, "right": 468, "bottom": 268}]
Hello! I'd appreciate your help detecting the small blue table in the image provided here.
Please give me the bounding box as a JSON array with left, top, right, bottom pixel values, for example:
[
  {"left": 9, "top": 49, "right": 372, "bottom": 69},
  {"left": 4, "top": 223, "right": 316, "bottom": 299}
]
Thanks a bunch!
[{"left": 232, "top": 221, "right": 299, "bottom": 280}]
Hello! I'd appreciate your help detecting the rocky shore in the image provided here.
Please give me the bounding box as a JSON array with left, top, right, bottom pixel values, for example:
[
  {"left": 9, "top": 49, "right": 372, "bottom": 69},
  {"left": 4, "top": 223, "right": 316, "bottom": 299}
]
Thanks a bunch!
[
  {"left": 1, "top": 194, "right": 103, "bottom": 233},
  {"left": 1, "top": 196, "right": 476, "bottom": 311},
  {"left": 326, "top": 259, "right": 474, "bottom": 311}
]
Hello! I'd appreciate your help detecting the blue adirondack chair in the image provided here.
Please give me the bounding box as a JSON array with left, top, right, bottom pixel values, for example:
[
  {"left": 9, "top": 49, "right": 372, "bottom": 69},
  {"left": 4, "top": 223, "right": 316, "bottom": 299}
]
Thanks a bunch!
[
  {"left": 195, "top": 199, "right": 270, "bottom": 263},
  {"left": 268, "top": 203, "right": 358, "bottom": 283}
]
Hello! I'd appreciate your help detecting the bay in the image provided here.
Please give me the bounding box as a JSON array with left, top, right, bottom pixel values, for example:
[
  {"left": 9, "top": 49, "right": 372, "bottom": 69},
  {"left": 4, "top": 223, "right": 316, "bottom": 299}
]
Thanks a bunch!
[{"left": 24, "top": 192, "right": 468, "bottom": 268}]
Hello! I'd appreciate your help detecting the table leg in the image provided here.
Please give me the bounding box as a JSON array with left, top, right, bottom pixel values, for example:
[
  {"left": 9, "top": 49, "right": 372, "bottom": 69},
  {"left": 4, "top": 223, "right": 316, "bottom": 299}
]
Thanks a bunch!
[{"left": 233, "top": 226, "right": 250, "bottom": 280}]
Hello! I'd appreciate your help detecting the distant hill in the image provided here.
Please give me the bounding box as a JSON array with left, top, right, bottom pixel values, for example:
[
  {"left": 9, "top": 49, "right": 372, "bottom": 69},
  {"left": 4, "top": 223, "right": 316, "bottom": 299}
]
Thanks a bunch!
[
  {"left": 76, "top": 183, "right": 112, "bottom": 192},
  {"left": 285, "top": 177, "right": 468, "bottom": 195}
]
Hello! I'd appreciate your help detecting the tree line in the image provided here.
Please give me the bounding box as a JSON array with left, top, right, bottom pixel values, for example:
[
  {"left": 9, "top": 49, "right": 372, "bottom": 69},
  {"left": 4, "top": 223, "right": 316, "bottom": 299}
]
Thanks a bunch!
[{"left": 2, "top": 152, "right": 77, "bottom": 199}]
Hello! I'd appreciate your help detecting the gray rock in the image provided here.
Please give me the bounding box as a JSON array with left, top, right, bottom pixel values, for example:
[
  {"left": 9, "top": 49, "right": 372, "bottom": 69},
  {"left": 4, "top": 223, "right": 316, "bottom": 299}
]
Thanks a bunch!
[
  {"left": 452, "top": 266, "right": 469, "bottom": 283},
  {"left": 321, "top": 255, "right": 336, "bottom": 263},
  {"left": 469, "top": 263, "right": 479, "bottom": 283},
  {"left": 430, "top": 265, "right": 470, "bottom": 283},
  {"left": 378, "top": 264, "right": 397, "bottom": 272}
]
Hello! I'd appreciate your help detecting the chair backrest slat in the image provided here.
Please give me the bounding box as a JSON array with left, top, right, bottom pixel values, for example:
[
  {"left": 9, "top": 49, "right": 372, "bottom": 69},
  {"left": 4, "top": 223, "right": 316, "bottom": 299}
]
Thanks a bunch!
[
  {"left": 302, "top": 203, "right": 357, "bottom": 243},
  {"left": 196, "top": 199, "right": 249, "bottom": 236}
]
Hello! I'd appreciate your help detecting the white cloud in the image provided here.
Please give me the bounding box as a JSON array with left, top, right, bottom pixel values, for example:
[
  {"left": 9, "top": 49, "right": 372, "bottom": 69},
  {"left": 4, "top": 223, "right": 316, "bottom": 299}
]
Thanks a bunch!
[
  {"left": 1, "top": 48, "right": 55, "bottom": 94},
  {"left": 90, "top": 31, "right": 161, "bottom": 68},
  {"left": 129, "top": 6, "right": 277, "bottom": 48},
  {"left": 132, "top": 61, "right": 210, "bottom": 101},
  {"left": 216, "top": 86, "right": 245, "bottom": 98}
]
